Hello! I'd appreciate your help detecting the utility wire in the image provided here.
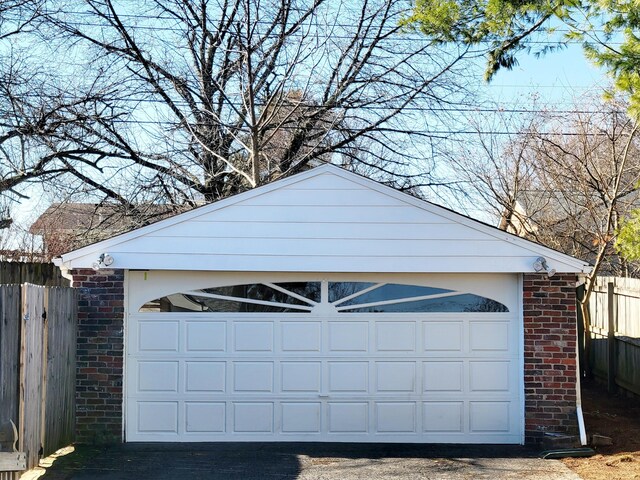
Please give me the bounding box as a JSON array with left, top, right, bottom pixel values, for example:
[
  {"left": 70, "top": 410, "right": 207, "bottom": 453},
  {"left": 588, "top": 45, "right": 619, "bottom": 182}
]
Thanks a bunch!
[
  {"left": 5, "top": 9, "right": 615, "bottom": 45},
  {"left": 24, "top": 116, "right": 625, "bottom": 137},
  {"left": 33, "top": 18, "right": 615, "bottom": 45}
]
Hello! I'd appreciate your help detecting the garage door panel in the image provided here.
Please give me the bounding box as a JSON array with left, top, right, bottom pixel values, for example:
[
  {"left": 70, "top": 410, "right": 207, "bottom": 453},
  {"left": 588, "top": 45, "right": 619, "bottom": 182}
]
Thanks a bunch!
[
  {"left": 233, "top": 403, "right": 274, "bottom": 432},
  {"left": 185, "top": 361, "right": 226, "bottom": 392},
  {"left": 186, "top": 321, "right": 226, "bottom": 352},
  {"left": 328, "top": 322, "right": 368, "bottom": 351},
  {"left": 328, "top": 362, "right": 368, "bottom": 392},
  {"left": 281, "top": 321, "right": 321, "bottom": 352},
  {"left": 423, "top": 402, "right": 464, "bottom": 432},
  {"left": 281, "top": 362, "right": 322, "bottom": 392},
  {"left": 138, "top": 402, "right": 179, "bottom": 433},
  {"left": 376, "top": 362, "right": 415, "bottom": 392},
  {"left": 138, "top": 361, "right": 179, "bottom": 392},
  {"left": 423, "top": 362, "right": 463, "bottom": 392},
  {"left": 328, "top": 403, "right": 368, "bottom": 433},
  {"left": 138, "top": 321, "right": 179, "bottom": 352},
  {"left": 233, "top": 362, "right": 274, "bottom": 392},
  {"left": 423, "top": 321, "right": 462, "bottom": 352},
  {"left": 281, "top": 403, "right": 322, "bottom": 433},
  {"left": 375, "top": 322, "right": 416, "bottom": 352},
  {"left": 234, "top": 322, "right": 274, "bottom": 352},
  {"left": 376, "top": 402, "right": 416, "bottom": 433},
  {"left": 469, "top": 322, "right": 510, "bottom": 352},
  {"left": 185, "top": 402, "right": 226, "bottom": 433},
  {"left": 469, "top": 361, "right": 511, "bottom": 392},
  {"left": 469, "top": 402, "right": 511, "bottom": 432}
]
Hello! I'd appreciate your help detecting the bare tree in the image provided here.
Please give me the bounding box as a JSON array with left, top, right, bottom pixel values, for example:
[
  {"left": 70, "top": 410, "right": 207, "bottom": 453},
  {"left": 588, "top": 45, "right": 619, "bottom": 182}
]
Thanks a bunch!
[
  {"left": 23, "top": 0, "right": 473, "bottom": 207},
  {"left": 448, "top": 97, "right": 640, "bottom": 374},
  {"left": 443, "top": 107, "right": 543, "bottom": 233},
  {"left": 0, "top": 0, "right": 42, "bottom": 40},
  {"left": 450, "top": 99, "right": 640, "bottom": 274},
  {"left": 0, "top": 1, "right": 161, "bottom": 230}
]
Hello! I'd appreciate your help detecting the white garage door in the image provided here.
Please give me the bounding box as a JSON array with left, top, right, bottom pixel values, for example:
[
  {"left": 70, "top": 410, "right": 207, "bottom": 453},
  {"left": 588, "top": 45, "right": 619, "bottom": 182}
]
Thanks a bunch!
[{"left": 126, "top": 277, "right": 522, "bottom": 443}]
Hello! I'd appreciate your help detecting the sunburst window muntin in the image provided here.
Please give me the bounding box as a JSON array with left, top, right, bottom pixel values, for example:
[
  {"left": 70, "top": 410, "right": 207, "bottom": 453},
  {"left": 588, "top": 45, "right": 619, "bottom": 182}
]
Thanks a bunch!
[{"left": 140, "top": 280, "right": 509, "bottom": 313}]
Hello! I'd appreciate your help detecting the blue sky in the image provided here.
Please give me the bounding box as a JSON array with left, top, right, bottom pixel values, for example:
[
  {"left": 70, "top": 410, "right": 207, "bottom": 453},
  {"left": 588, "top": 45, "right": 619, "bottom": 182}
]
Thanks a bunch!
[
  {"left": 481, "top": 43, "right": 609, "bottom": 107},
  {"left": 421, "top": 42, "right": 613, "bottom": 222}
]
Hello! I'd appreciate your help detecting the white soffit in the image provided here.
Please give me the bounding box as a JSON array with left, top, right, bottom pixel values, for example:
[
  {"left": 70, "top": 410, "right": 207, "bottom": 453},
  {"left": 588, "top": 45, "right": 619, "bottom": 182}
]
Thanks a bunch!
[{"left": 55, "top": 165, "right": 591, "bottom": 274}]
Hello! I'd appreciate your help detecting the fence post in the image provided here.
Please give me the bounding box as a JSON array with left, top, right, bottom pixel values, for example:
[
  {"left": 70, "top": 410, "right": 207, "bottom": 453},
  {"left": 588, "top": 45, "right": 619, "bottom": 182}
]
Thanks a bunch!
[{"left": 607, "top": 281, "right": 616, "bottom": 394}]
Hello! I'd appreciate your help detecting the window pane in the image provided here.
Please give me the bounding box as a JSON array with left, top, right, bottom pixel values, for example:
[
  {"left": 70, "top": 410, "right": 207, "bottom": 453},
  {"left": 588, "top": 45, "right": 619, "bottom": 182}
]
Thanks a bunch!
[
  {"left": 142, "top": 293, "right": 310, "bottom": 313},
  {"left": 328, "top": 282, "right": 376, "bottom": 303},
  {"left": 274, "top": 282, "right": 321, "bottom": 303},
  {"left": 337, "top": 283, "right": 453, "bottom": 306},
  {"left": 340, "top": 294, "right": 508, "bottom": 313},
  {"left": 201, "top": 284, "right": 311, "bottom": 306}
]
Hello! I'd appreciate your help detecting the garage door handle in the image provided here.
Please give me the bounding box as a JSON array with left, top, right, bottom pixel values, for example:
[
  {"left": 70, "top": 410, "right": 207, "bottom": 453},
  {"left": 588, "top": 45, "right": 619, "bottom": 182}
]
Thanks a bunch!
[{"left": 318, "top": 395, "right": 329, "bottom": 399}]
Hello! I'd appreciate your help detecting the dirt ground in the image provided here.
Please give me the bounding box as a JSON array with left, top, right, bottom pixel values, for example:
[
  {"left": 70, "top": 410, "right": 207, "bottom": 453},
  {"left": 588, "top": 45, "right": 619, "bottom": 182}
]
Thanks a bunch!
[{"left": 562, "top": 380, "right": 640, "bottom": 479}]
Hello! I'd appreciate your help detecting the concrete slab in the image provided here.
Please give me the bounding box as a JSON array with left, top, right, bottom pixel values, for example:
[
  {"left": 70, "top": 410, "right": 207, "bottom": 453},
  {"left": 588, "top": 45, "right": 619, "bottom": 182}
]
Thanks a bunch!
[{"left": 28, "top": 443, "right": 582, "bottom": 480}]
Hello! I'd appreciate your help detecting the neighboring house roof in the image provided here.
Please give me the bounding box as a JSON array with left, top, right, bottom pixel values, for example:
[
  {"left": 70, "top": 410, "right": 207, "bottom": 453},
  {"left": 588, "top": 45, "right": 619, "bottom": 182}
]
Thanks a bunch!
[
  {"left": 54, "top": 164, "right": 592, "bottom": 274},
  {"left": 498, "top": 200, "right": 538, "bottom": 237},
  {"left": 30, "top": 203, "right": 181, "bottom": 236},
  {"left": 31, "top": 203, "right": 127, "bottom": 237},
  {"left": 30, "top": 203, "right": 187, "bottom": 257}
]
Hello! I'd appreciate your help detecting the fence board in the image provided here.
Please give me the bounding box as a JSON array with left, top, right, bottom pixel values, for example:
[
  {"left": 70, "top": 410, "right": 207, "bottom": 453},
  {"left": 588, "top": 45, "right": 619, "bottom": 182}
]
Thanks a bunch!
[
  {"left": 589, "top": 276, "right": 640, "bottom": 396},
  {"left": 617, "top": 339, "right": 640, "bottom": 396},
  {"left": 0, "top": 263, "right": 67, "bottom": 287},
  {"left": 0, "top": 286, "right": 20, "bottom": 433},
  {"left": 0, "top": 472, "right": 20, "bottom": 480},
  {"left": 19, "top": 284, "right": 45, "bottom": 471},
  {"left": 42, "top": 288, "right": 77, "bottom": 457}
]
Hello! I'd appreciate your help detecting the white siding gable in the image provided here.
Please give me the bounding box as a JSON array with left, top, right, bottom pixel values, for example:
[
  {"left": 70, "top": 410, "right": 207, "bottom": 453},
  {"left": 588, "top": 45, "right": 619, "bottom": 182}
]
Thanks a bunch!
[{"left": 56, "top": 165, "right": 590, "bottom": 273}]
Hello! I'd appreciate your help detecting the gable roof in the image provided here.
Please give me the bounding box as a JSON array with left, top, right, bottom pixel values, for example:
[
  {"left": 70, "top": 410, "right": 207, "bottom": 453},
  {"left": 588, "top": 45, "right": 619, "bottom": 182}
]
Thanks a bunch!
[
  {"left": 30, "top": 203, "right": 184, "bottom": 259},
  {"left": 30, "top": 203, "right": 180, "bottom": 236},
  {"left": 54, "top": 164, "right": 591, "bottom": 274}
]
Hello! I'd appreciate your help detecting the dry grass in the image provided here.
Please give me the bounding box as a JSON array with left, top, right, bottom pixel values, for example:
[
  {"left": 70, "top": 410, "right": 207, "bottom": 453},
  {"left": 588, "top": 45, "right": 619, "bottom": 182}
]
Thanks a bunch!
[{"left": 562, "top": 381, "right": 640, "bottom": 480}]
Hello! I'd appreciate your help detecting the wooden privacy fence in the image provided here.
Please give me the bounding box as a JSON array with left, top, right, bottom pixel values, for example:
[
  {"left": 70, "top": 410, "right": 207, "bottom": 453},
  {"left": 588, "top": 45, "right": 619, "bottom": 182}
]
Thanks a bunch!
[
  {"left": 588, "top": 276, "right": 640, "bottom": 396},
  {"left": 0, "top": 262, "right": 69, "bottom": 287},
  {"left": 0, "top": 284, "right": 77, "bottom": 477}
]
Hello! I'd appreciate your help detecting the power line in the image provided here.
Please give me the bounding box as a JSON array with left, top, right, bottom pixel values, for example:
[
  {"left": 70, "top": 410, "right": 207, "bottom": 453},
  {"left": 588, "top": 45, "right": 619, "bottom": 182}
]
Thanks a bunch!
[
  {"left": 43, "top": 19, "right": 616, "bottom": 46},
  {"left": 52, "top": 117, "right": 626, "bottom": 137},
  {"left": 8, "top": 8, "right": 614, "bottom": 46},
  {"left": 40, "top": 8, "right": 615, "bottom": 34},
  {"left": 8, "top": 93, "right": 622, "bottom": 115}
]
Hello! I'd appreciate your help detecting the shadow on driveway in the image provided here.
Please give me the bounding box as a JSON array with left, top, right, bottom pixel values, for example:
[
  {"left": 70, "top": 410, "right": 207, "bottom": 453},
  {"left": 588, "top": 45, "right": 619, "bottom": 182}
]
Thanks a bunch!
[{"left": 35, "top": 443, "right": 580, "bottom": 480}]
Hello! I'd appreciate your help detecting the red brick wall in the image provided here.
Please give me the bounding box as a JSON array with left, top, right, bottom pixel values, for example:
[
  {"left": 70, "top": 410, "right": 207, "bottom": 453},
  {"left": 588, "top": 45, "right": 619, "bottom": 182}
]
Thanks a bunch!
[
  {"left": 71, "top": 268, "right": 125, "bottom": 443},
  {"left": 523, "top": 273, "right": 579, "bottom": 444}
]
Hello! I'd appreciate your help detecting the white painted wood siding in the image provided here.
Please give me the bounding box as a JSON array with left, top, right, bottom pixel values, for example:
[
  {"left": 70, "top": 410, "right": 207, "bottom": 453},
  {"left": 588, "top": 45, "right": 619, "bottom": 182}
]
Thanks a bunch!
[{"left": 58, "top": 166, "right": 590, "bottom": 273}]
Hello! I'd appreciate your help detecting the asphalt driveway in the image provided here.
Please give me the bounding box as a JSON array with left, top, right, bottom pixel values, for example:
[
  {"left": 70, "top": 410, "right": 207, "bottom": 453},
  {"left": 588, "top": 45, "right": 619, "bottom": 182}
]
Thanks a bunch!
[{"left": 31, "top": 443, "right": 581, "bottom": 480}]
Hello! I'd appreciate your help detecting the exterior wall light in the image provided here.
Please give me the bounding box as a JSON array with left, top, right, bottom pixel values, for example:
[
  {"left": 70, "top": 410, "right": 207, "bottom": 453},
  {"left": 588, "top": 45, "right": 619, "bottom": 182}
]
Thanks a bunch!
[
  {"left": 92, "top": 253, "right": 114, "bottom": 271},
  {"left": 533, "top": 256, "right": 556, "bottom": 278}
]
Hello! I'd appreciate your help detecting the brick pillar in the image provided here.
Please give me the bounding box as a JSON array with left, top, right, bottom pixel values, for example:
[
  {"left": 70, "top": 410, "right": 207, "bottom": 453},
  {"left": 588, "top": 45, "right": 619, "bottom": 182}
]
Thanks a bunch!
[
  {"left": 71, "top": 268, "right": 125, "bottom": 444},
  {"left": 523, "top": 273, "right": 579, "bottom": 444}
]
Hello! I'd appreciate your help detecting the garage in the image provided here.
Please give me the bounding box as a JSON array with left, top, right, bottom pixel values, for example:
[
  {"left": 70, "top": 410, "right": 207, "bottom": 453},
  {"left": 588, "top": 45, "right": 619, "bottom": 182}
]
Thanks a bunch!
[
  {"left": 126, "top": 273, "right": 520, "bottom": 442},
  {"left": 55, "top": 164, "right": 590, "bottom": 445}
]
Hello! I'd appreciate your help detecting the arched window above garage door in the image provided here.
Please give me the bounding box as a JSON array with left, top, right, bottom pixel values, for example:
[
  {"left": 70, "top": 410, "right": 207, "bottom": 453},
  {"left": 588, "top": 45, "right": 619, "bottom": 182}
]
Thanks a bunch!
[{"left": 140, "top": 281, "right": 508, "bottom": 313}]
